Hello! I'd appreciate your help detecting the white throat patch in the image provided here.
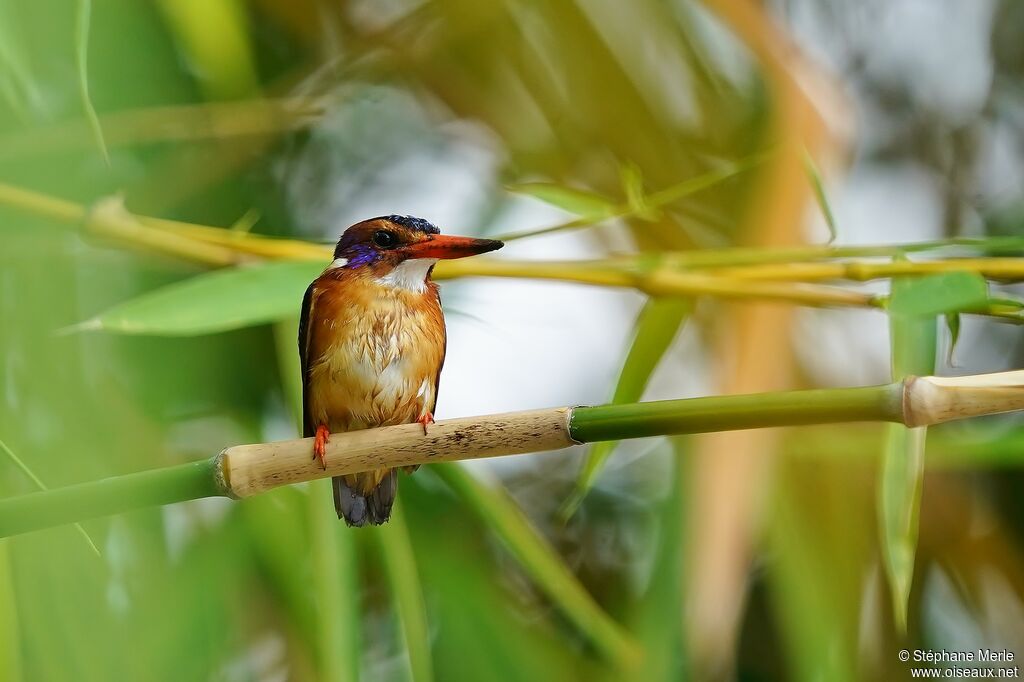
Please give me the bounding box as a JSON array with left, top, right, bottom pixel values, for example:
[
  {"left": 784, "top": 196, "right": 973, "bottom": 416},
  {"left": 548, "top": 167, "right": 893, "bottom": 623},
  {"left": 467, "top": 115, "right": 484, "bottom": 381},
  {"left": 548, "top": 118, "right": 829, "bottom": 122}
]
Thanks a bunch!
[{"left": 376, "top": 258, "right": 438, "bottom": 293}]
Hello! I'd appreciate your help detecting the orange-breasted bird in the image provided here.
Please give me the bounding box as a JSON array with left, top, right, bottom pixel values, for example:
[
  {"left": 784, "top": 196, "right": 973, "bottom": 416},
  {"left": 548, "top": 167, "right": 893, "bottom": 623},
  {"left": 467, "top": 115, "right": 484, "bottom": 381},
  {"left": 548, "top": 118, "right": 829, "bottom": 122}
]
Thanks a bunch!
[{"left": 299, "top": 215, "right": 503, "bottom": 526}]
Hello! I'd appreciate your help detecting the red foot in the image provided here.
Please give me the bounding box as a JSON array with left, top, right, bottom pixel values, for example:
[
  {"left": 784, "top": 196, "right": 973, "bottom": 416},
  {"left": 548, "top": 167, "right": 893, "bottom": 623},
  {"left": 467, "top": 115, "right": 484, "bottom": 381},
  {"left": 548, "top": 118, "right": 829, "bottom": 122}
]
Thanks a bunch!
[
  {"left": 416, "top": 412, "right": 434, "bottom": 435},
  {"left": 313, "top": 424, "right": 330, "bottom": 470}
]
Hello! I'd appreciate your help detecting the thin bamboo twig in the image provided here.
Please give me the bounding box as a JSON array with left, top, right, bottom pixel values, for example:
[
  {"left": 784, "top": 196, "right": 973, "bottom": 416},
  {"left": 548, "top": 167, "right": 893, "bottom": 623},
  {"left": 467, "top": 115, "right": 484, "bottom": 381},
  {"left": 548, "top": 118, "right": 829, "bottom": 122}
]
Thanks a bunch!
[
  {"left": 494, "top": 152, "right": 769, "bottom": 242},
  {"left": 1, "top": 371, "right": 1023, "bottom": 539},
  {"left": 0, "top": 181, "right": 873, "bottom": 308},
  {"left": 436, "top": 259, "right": 879, "bottom": 308},
  {"left": 619, "top": 236, "right": 1024, "bottom": 269},
  {"left": 139, "top": 215, "right": 332, "bottom": 261},
  {"left": 3, "top": 180, "right": 1024, "bottom": 277},
  {"left": 709, "top": 258, "right": 1024, "bottom": 282}
]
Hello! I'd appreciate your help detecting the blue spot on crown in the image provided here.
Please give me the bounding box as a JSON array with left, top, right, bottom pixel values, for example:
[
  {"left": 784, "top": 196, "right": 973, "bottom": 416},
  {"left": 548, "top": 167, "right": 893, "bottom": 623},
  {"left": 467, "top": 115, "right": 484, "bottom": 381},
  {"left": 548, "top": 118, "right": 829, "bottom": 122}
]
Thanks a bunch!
[{"left": 382, "top": 215, "right": 440, "bottom": 235}]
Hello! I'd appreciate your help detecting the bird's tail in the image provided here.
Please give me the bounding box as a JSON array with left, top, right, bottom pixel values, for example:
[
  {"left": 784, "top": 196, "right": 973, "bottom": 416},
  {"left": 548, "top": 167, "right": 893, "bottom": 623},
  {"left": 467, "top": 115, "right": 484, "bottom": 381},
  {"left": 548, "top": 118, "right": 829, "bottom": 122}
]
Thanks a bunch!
[{"left": 332, "top": 469, "right": 398, "bottom": 526}]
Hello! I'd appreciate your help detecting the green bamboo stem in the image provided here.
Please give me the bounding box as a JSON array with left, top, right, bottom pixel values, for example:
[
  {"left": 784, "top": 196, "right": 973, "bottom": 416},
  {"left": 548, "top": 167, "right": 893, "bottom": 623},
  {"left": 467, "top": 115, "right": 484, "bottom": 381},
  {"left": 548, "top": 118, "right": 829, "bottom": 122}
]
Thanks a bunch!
[
  {"left": 2, "top": 372, "right": 1023, "bottom": 539},
  {"left": 433, "top": 462, "right": 640, "bottom": 667},
  {"left": 373, "top": 504, "right": 434, "bottom": 682},
  {"left": 0, "top": 459, "right": 219, "bottom": 538},
  {"left": 307, "top": 479, "right": 358, "bottom": 682},
  {"left": 0, "top": 382, "right": 905, "bottom": 540},
  {"left": 568, "top": 385, "right": 899, "bottom": 443},
  {"left": 0, "top": 98, "right": 322, "bottom": 159}
]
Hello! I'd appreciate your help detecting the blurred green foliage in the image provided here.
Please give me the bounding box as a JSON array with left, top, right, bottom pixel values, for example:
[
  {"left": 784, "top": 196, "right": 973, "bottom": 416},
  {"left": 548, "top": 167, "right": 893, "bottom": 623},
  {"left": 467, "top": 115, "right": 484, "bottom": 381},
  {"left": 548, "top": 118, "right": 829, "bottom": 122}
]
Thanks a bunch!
[{"left": 1, "top": 1, "right": 1023, "bottom": 681}]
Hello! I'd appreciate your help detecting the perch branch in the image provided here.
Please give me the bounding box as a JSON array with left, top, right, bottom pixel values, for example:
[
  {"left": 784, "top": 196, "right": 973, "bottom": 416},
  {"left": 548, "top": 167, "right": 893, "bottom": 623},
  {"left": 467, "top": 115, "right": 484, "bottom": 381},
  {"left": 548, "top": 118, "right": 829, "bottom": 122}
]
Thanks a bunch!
[{"left": 1, "top": 371, "right": 1023, "bottom": 539}]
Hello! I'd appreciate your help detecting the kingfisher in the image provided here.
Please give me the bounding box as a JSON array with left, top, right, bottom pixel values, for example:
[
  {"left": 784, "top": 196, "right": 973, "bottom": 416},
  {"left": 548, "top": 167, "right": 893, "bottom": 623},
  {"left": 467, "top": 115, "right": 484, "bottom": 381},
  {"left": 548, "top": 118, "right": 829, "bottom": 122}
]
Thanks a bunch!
[{"left": 299, "top": 215, "right": 503, "bottom": 526}]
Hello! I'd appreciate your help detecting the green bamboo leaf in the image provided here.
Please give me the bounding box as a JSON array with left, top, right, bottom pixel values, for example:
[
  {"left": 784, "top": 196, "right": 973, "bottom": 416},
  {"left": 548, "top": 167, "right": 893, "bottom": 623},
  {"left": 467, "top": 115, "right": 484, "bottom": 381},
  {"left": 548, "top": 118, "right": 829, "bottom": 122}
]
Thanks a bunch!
[
  {"left": 156, "top": 0, "right": 260, "bottom": 100},
  {"left": 307, "top": 481, "right": 360, "bottom": 682},
  {"left": 0, "top": 541, "right": 22, "bottom": 681},
  {"left": 272, "top": 318, "right": 304, "bottom": 433},
  {"left": 802, "top": 149, "right": 836, "bottom": 243},
  {"left": 0, "top": 3, "right": 39, "bottom": 120},
  {"left": 498, "top": 152, "right": 767, "bottom": 241},
  {"left": 988, "top": 297, "right": 1024, "bottom": 310},
  {"left": 76, "top": 260, "right": 324, "bottom": 336},
  {"left": 374, "top": 503, "right": 433, "bottom": 682},
  {"left": 506, "top": 182, "right": 616, "bottom": 220},
  {"left": 433, "top": 462, "right": 638, "bottom": 668},
  {"left": 399, "top": 476, "right": 590, "bottom": 681},
  {"left": 879, "top": 424, "right": 926, "bottom": 635},
  {"left": 272, "top": 319, "right": 360, "bottom": 682},
  {"left": 75, "top": 0, "right": 109, "bottom": 165},
  {"left": 885, "top": 271, "right": 989, "bottom": 317},
  {"left": 944, "top": 312, "right": 961, "bottom": 367},
  {"left": 0, "top": 439, "right": 101, "bottom": 558},
  {"left": 768, "top": 463, "right": 861, "bottom": 682},
  {"left": 623, "top": 439, "right": 685, "bottom": 680},
  {"left": 880, "top": 276, "right": 937, "bottom": 633},
  {"left": 561, "top": 297, "right": 691, "bottom": 519}
]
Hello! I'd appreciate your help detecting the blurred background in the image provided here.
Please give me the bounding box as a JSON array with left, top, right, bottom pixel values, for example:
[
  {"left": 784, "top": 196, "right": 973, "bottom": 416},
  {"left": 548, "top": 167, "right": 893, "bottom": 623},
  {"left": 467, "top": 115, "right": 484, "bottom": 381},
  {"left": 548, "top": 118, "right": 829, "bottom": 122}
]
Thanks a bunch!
[{"left": 1, "top": 0, "right": 1022, "bottom": 680}]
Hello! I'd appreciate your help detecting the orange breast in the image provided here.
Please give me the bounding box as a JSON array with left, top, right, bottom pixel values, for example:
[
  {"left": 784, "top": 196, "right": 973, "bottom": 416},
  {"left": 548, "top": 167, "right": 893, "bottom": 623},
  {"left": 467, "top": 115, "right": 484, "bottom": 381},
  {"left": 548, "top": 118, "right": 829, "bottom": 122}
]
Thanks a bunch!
[{"left": 305, "top": 271, "right": 446, "bottom": 433}]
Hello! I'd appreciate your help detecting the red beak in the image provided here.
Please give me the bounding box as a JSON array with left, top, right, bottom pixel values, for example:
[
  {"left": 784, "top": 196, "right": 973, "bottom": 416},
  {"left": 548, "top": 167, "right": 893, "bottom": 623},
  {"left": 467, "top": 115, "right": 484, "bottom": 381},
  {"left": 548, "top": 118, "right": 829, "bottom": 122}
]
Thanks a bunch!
[{"left": 401, "top": 234, "right": 504, "bottom": 260}]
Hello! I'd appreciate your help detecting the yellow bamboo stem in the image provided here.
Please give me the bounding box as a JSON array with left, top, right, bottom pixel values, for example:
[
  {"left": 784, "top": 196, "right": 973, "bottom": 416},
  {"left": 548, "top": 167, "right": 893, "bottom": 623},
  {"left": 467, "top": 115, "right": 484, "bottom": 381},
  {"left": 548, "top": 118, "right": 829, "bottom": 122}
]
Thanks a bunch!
[
  {"left": 711, "top": 258, "right": 1024, "bottom": 282},
  {"left": 85, "top": 197, "right": 244, "bottom": 266},
  {"left": 436, "top": 258, "right": 877, "bottom": 307},
  {"left": 642, "top": 270, "right": 875, "bottom": 307},
  {"left": 1, "top": 180, "right": 1020, "bottom": 312},
  {"left": 0, "top": 182, "right": 241, "bottom": 266},
  {"left": 139, "top": 215, "right": 332, "bottom": 261}
]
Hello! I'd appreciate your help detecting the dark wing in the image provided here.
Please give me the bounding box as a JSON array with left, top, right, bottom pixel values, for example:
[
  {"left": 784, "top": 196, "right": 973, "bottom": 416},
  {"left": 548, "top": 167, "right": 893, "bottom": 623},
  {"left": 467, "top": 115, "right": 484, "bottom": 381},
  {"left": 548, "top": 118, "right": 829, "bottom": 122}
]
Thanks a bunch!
[
  {"left": 430, "top": 329, "right": 446, "bottom": 417},
  {"left": 298, "top": 281, "right": 316, "bottom": 438},
  {"left": 429, "top": 285, "right": 446, "bottom": 417}
]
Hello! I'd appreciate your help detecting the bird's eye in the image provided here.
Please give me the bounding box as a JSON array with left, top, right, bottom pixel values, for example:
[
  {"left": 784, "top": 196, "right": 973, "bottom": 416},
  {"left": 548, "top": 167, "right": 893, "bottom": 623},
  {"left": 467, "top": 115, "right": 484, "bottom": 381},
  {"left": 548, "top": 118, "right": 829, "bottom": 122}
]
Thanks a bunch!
[{"left": 373, "top": 230, "right": 398, "bottom": 249}]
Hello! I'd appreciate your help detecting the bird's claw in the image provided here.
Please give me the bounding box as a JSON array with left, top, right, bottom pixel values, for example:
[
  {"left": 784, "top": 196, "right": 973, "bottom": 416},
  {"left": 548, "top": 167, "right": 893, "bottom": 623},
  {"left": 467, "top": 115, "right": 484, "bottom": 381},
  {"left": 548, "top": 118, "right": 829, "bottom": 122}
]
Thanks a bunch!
[
  {"left": 314, "top": 424, "right": 330, "bottom": 470},
  {"left": 416, "top": 412, "right": 434, "bottom": 435}
]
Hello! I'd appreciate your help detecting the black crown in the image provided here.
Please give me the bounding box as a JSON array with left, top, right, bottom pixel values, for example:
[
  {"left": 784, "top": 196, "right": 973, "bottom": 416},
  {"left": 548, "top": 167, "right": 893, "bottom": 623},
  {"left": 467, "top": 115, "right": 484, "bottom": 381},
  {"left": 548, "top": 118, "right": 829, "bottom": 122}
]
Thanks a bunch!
[{"left": 384, "top": 215, "right": 440, "bottom": 235}]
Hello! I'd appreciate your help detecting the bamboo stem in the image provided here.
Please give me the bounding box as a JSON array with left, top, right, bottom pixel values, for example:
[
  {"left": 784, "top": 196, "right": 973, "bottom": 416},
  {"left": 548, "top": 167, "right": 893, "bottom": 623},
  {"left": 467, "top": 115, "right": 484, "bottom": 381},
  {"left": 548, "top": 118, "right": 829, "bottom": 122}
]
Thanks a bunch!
[
  {"left": 437, "top": 259, "right": 878, "bottom": 308},
  {"left": 0, "top": 459, "right": 219, "bottom": 538},
  {"left": 568, "top": 384, "right": 900, "bottom": 442},
  {"left": 0, "top": 97, "right": 323, "bottom": 159},
  {"left": 2, "top": 180, "right": 1023, "bottom": 315},
  {"left": 220, "top": 408, "right": 577, "bottom": 498},
  {"left": 903, "top": 371, "right": 1024, "bottom": 427},
  {"left": 2, "top": 372, "right": 1024, "bottom": 538},
  {"left": 0, "top": 182, "right": 240, "bottom": 266},
  {"left": 711, "top": 258, "right": 1024, "bottom": 282},
  {"left": 646, "top": 237, "right": 1024, "bottom": 268}
]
